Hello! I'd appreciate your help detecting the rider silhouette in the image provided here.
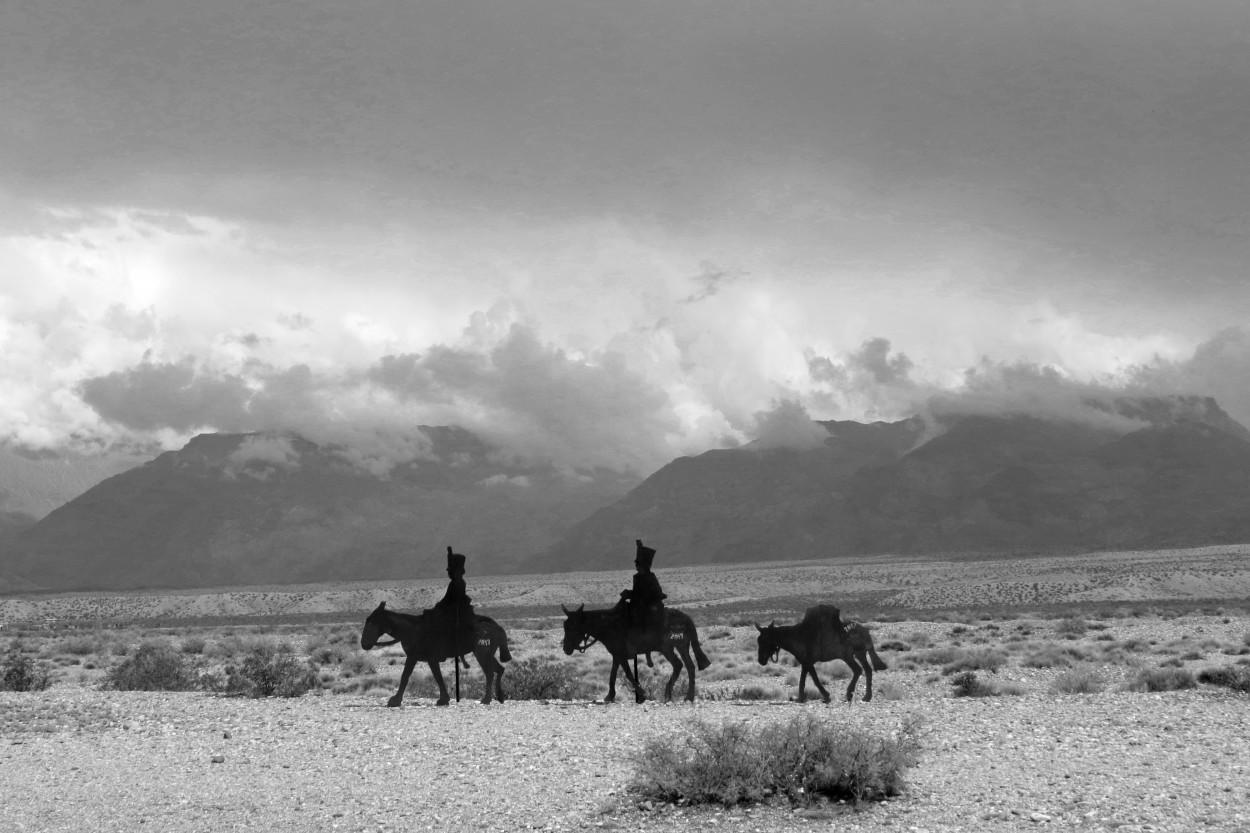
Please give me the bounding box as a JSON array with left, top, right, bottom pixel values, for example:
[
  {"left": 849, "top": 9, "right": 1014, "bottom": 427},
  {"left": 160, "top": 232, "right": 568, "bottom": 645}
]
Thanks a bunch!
[
  {"left": 431, "top": 546, "right": 475, "bottom": 658},
  {"left": 620, "top": 539, "right": 667, "bottom": 648}
]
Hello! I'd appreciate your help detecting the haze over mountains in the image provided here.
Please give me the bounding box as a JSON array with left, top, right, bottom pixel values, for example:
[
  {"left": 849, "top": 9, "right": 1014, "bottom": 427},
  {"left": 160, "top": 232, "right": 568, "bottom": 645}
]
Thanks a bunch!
[{"left": 3, "top": 395, "right": 1249, "bottom": 593}]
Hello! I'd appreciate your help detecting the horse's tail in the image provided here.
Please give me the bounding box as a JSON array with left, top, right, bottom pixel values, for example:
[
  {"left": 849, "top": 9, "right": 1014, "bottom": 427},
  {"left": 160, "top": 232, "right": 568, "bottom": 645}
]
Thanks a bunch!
[
  {"left": 682, "top": 613, "right": 711, "bottom": 671},
  {"left": 852, "top": 623, "right": 888, "bottom": 671}
]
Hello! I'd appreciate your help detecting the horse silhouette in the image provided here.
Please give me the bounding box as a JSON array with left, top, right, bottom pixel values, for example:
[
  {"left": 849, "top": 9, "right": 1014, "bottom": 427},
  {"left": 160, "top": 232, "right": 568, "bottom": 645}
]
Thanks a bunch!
[
  {"left": 561, "top": 603, "right": 711, "bottom": 702},
  {"left": 756, "top": 605, "right": 887, "bottom": 703},
  {"left": 360, "top": 601, "right": 511, "bottom": 707}
]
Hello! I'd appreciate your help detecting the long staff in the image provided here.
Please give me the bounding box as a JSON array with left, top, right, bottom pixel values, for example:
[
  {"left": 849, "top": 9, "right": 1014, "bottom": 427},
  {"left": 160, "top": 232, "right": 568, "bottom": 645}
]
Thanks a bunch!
[{"left": 454, "top": 605, "right": 461, "bottom": 702}]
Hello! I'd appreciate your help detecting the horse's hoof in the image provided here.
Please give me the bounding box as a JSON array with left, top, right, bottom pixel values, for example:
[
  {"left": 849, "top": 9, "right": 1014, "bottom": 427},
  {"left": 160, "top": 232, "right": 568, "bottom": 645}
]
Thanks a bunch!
[
  {"left": 386, "top": 697, "right": 402, "bottom": 708},
  {"left": 436, "top": 698, "right": 450, "bottom": 707}
]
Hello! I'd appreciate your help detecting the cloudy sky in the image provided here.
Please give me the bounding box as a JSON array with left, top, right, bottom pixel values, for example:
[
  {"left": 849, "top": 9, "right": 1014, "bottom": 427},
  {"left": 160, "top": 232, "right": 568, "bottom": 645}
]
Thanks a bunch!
[{"left": 4, "top": 0, "right": 1250, "bottom": 507}]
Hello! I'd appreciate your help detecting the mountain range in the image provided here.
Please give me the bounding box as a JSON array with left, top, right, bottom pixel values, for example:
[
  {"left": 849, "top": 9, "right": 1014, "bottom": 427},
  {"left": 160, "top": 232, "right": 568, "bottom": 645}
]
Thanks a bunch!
[{"left": 3, "top": 395, "right": 1249, "bottom": 593}]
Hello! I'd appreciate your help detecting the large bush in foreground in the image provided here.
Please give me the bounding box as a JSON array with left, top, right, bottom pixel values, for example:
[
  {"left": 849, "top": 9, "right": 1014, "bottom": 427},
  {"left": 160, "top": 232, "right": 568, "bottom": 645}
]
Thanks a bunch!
[
  {"left": 630, "top": 711, "right": 925, "bottom": 806},
  {"left": 104, "top": 645, "right": 197, "bottom": 691},
  {"left": 224, "top": 645, "right": 319, "bottom": 698},
  {"left": 2, "top": 650, "right": 53, "bottom": 692}
]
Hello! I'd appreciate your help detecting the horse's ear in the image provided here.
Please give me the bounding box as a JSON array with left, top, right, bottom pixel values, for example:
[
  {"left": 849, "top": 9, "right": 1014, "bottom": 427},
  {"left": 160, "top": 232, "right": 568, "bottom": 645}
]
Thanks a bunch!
[
  {"left": 577, "top": 603, "right": 584, "bottom": 613},
  {"left": 769, "top": 619, "right": 775, "bottom": 628},
  {"left": 561, "top": 604, "right": 569, "bottom": 615},
  {"left": 379, "top": 601, "right": 386, "bottom": 610},
  {"left": 754, "top": 622, "right": 763, "bottom": 632}
]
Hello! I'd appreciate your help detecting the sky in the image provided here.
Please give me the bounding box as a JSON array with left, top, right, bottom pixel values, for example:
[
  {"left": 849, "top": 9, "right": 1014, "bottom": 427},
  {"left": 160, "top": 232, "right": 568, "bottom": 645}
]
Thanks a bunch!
[{"left": 4, "top": 0, "right": 1250, "bottom": 510}]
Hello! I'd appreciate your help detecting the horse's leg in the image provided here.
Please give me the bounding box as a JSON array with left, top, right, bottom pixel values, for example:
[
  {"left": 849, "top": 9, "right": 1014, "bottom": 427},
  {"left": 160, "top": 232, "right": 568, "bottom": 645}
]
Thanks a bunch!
[
  {"left": 661, "top": 648, "right": 682, "bottom": 702},
  {"left": 605, "top": 656, "right": 619, "bottom": 703},
  {"left": 797, "top": 664, "right": 809, "bottom": 703},
  {"left": 615, "top": 652, "right": 645, "bottom": 703},
  {"left": 429, "top": 660, "right": 450, "bottom": 706},
  {"left": 474, "top": 647, "right": 493, "bottom": 705},
  {"left": 492, "top": 652, "right": 506, "bottom": 703},
  {"left": 388, "top": 653, "right": 418, "bottom": 707},
  {"left": 677, "top": 646, "right": 697, "bottom": 702},
  {"left": 807, "top": 663, "right": 832, "bottom": 704},
  {"left": 856, "top": 650, "right": 873, "bottom": 702},
  {"left": 840, "top": 655, "right": 862, "bottom": 703}
]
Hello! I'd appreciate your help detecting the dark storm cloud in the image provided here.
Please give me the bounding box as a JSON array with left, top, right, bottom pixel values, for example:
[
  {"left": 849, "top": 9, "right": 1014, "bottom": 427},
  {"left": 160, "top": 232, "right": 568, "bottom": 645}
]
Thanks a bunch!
[
  {"left": 7, "top": 0, "right": 1250, "bottom": 322},
  {"left": 78, "top": 359, "right": 252, "bottom": 432},
  {"left": 78, "top": 324, "right": 679, "bottom": 474}
]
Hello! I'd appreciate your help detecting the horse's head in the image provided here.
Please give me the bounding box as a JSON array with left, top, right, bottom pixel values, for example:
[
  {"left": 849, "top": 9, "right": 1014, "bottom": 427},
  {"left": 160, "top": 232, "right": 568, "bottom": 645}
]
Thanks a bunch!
[
  {"left": 560, "top": 603, "right": 587, "bottom": 655},
  {"left": 360, "top": 602, "right": 389, "bottom": 650},
  {"left": 755, "top": 621, "right": 780, "bottom": 666}
]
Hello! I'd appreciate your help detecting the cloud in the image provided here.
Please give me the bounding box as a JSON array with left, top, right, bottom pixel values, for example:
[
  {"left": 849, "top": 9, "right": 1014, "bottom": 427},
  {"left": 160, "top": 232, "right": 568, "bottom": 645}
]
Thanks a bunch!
[
  {"left": 78, "top": 359, "right": 252, "bottom": 433},
  {"left": 1127, "top": 326, "right": 1250, "bottom": 429},
  {"left": 227, "top": 434, "right": 301, "bottom": 471},
  {"left": 750, "top": 400, "right": 830, "bottom": 450}
]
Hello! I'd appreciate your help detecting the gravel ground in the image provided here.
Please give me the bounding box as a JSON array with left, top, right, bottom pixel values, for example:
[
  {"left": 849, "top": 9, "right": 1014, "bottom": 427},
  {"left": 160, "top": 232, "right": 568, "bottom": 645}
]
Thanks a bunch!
[{"left": 3, "top": 684, "right": 1249, "bottom": 833}]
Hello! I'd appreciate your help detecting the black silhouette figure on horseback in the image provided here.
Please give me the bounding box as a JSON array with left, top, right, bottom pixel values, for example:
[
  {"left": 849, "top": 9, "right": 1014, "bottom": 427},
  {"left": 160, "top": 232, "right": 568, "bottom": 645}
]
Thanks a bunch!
[
  {"left": 561, "top": 538, "right": 711, "bottom": 703},
  {"left": 620, "top": 539, "right": 667, "bottom": 652},
  {"left": 433, "top": 546, "right": 476, "bottom": 659},
  {"left": 358, "top": 546, "right": 511, "bottom": 707}
]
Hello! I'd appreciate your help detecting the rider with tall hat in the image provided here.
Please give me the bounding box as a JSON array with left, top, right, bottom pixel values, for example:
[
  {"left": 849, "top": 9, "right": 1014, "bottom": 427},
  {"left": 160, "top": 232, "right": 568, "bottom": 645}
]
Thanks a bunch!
[
  {"left": 620, "top": 539, "right": 667, "bottom": 647},
  {"left": 431, "top": 546, "right": 476, "bottom": 658}
]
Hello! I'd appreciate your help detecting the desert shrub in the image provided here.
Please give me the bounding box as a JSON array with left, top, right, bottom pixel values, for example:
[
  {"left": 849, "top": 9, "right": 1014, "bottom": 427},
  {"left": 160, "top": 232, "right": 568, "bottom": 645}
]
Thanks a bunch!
[
  {"left": 224, "top": 645, "right": 319, "bottom": 698},
  {"left": 179, "top": 636, "right": 207, "bottom": 655},
  {"left": 941, "top": 648, "right": 1007, "bottom": 676},
  {"left": 1125, "top": 667, "right": 1196, "bottom": 693},
  {"left": 873, "top": 680, "right": 907, "bottom": 701},
  {"left": 308, "top": 643, "right": 349, "bottom": 665},
  {"left": 1197, "top": 666, "right": 1250, "bottom": 693},
  {"left": 503, "top": 657, "right": 592, "bottom": 700},
  {"left": 1, "top": 650, "right": 53, "bottom": 692},
  {"left": 1055, "top": 616, "right": 1087, "bottom": 638},
  {"left": 701, "top": 684, "right": 784, "bottom": 702},
  {"left": 914, "top": 646, "right": 961, "bottom": 666},
  {"left": 1049, "top": 667, "right": 1107, "bottom": 695},
  {"left": 949, "top": 671, "right": 997, "bottom": 698},
  {"left": 104, "top": 644, "right": 197, "bottom": 691},
  {"left": 1158, "top": 656, "right": 1184, "bottom": 668},
  {"left": 1022, "top": 643, "right": 1088, "bottom": 668},
  {"left": 341, "top": 652, "right": 377, "bottom": 677},
  {"left": 58, "top": 635, "right": 103, "bottom": 656},
  {"left": 878, "top": 640, "right": 911, "bottom": 652},
  {"left": 629, "top": 711, "right": 925, "bottom": 806}
]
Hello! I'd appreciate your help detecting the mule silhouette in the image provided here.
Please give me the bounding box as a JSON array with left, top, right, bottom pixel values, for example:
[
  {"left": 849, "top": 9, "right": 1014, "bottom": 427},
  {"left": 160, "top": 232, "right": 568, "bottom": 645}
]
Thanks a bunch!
[{"left": 360, "top": 601, "right": 511, "bottom": 706}]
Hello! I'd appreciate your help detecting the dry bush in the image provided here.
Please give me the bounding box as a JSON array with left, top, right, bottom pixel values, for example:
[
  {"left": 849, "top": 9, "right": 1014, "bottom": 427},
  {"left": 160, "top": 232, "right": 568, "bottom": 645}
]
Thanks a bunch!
[
  {"left": 224, "top": 644, "right": 319, "bottom": 698},
  {"left": 630, "top": 711, "right": 925, "bottom": 806},
  {"left": 104, "top": 644, "right": 197, "bottom": 691},
  {"left": 1, "top": 649, "right": 53, "bottom": 692},
  {"left": 948, "top": 670, "right": 1022, "bottom": 697},
  {"left": 1125, "top": 667, "right": 1196, "bottom": 693},
  {"left": 1197, "top": 666, "right": 1250, "bottom": 693},
  {"left": 1022, "top": 643, "right": 1088, "bottom": 668},
  {"left": 1049, "top": 667, "right": 1107, "bottom": 695},
  {"left": 941, "top": 648, "right": 1007, "bottom": 676},
  {"left": 1055, "top": 617, "right": 1088, "bottom": 638},
  {"left": 504, "top": 657, "right": 593, "bottom": 700}
]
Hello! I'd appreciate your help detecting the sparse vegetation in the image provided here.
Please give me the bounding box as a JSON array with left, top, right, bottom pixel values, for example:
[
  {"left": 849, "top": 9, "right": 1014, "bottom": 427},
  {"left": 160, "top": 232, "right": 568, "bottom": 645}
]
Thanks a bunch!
[
  {"left": 1049, "top": 667, "right": 1107, "bottom": 695},
  {"left": 629, "top": 711, "right": 925, "bottom": 806},
  {"left": 1125, "top": 667, "right": 1197, "bottom": 693},
  {"left": 104, "top": 644, "right": 198, "bottom": 691},
  {"left": 501, "top": 657, "right": 591, "bottom": 700},
  {"left": 1197, "top": 665, "right": 1250, "bottom": 693},
  {"left": 2, "top": 649, "right": 53, "bottom": 692},
  {"left": 223, "top": 644, "right": 320, "bottom": 698}
]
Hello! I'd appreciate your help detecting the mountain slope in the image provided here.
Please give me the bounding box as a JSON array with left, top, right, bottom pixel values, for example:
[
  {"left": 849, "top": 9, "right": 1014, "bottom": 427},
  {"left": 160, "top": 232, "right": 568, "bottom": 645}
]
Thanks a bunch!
[
  {"left": 2, "top": 429, "right": 637, "bottom": 592},
  {"left": 536, "top": 397, "right": 1250, "bottom": 571}
]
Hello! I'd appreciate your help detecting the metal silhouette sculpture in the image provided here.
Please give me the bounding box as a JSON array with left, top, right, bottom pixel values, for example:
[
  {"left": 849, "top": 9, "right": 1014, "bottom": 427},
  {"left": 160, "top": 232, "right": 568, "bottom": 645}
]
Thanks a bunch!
[
  {"left": 561, "top": 602, "right": 710, "bottom": 702},
  {"left": 360, "top": 601, "right": 511, "bottom": 706},
  {"left": 755, "top": 604, "right": 887, "bottom": 703}
]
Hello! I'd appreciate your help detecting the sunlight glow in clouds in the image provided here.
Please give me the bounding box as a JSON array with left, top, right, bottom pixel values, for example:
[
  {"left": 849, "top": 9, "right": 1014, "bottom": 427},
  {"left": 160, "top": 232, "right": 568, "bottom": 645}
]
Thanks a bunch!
[{"left": 5, "top": 0, "right": 1250, "bottom": 505}]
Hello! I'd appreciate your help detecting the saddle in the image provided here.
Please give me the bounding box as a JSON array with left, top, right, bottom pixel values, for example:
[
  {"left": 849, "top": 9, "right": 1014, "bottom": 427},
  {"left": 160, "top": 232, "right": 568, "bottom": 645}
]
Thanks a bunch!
[{"left": 801, "top": 604, "right": 846, "bottom": 661}]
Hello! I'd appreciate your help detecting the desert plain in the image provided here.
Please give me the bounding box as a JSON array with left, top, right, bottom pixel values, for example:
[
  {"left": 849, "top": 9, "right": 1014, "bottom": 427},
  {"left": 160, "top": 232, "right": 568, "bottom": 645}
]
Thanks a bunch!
[{"left": 3, "top": 544, "right": 1250, "bottom": 832}]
